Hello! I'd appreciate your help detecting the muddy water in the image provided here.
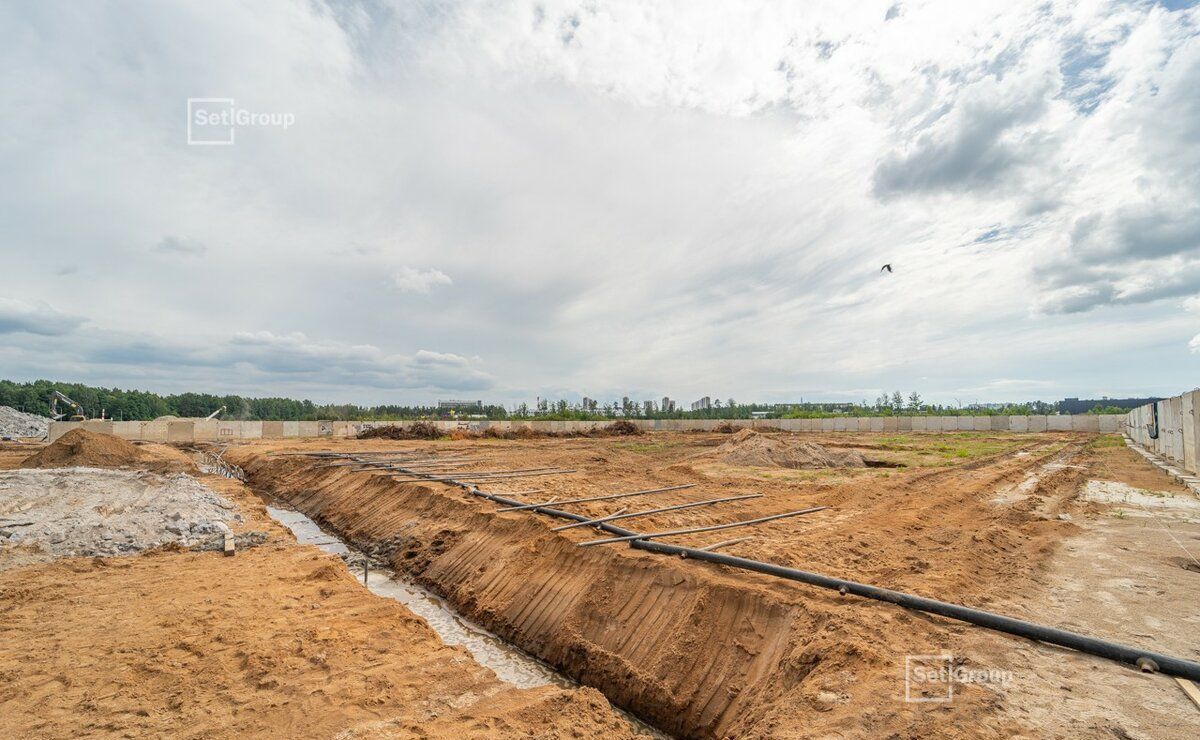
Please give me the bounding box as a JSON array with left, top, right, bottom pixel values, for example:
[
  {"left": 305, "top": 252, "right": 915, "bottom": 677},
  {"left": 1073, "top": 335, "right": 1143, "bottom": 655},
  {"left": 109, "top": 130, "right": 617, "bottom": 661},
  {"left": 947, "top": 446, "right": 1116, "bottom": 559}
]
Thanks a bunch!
[{"left": 265, "top": 504, "right": 572, "bottom": 689}]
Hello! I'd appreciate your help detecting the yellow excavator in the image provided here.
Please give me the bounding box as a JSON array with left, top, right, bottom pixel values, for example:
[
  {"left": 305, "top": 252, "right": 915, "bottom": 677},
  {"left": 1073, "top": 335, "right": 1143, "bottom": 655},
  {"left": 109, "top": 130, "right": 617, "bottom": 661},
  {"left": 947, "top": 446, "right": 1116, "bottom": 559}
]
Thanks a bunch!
[{"left": 49, "top": 391, "right": 87, "bottom": 421}]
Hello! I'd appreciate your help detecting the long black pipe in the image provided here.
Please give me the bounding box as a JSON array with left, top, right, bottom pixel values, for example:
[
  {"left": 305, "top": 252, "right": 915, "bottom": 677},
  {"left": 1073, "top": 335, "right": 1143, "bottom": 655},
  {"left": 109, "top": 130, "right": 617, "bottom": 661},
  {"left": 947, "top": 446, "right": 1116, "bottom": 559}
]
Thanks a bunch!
[{"left": 392, "top": 468, "right": 1200, "bottom": 682}]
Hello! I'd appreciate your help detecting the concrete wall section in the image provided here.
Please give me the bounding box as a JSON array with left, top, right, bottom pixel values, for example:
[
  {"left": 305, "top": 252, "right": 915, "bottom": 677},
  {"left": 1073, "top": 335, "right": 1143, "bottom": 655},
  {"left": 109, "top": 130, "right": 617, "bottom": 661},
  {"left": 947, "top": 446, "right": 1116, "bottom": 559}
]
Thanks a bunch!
[
  {"left": 47, "top": 412, "right": 1126, "bottom": 443},
  {"left": 1127, "top": 389, "right": 1200, "bottom": 476}
]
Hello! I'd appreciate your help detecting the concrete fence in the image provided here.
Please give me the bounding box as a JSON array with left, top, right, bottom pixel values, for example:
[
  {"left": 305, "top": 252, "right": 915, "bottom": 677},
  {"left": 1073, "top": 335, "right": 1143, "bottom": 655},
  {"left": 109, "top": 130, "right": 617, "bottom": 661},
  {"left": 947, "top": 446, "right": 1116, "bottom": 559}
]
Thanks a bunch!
[
  {"left": 1126, "top": 389, "right": 1199, "bottom": 475},
  {"left": 48, "top": 413, "right": 1124, "bottom": 444}
]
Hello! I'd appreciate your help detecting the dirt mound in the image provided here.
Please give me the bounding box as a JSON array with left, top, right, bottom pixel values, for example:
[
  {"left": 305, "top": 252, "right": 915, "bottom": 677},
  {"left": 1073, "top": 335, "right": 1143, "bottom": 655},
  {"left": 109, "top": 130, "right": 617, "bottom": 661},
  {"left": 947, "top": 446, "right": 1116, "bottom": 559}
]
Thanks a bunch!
[
  {"left": 21, "top": 429, "right": 193, "bottom": 473},
  {"left": 600, "top": 420, "right": 641, "bottom": 436},
  {"left": 713, "top": 428, "right": 866, "bottom": 468},
  {"left": 358, "top": 422, "right": 443, "bottom": 440},
  {"left": 24, "top": 429, "right": 151, "bottom": 469}
]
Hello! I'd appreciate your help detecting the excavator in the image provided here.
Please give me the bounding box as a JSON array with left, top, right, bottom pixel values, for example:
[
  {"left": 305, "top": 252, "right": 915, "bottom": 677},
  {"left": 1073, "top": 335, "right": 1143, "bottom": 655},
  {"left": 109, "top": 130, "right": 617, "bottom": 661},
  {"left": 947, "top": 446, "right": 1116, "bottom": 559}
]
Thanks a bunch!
[{"left": 49, "top": 391, "right": 87, "bottom": 421}]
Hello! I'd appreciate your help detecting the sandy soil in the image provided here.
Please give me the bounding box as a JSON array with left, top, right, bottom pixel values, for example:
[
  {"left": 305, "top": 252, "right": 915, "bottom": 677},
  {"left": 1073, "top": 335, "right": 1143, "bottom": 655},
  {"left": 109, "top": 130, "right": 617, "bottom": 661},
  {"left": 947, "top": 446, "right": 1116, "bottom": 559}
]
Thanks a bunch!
[
  {"left": 4, "top": 431, "right": 1196, "bottom": 738},
  {"left": 227, "top": 431, "right": 1142, "bottom": 737},
  {"left": 0, "top": 442, "right": 642, "bottom": 739}
]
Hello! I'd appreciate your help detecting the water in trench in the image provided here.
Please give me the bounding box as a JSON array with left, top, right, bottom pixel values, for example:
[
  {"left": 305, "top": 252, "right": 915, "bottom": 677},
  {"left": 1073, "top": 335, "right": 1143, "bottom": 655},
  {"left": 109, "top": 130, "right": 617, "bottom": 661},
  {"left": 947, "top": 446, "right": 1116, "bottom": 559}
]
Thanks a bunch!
[
  {"left": 265, "top": 503, "right": 573, "bottom": 689},
  {"left": 264, "top": 502, "right": 671, "bottom": 738},
  {"left": 195, "top": 450, "right": 669, "bottom": 737}
]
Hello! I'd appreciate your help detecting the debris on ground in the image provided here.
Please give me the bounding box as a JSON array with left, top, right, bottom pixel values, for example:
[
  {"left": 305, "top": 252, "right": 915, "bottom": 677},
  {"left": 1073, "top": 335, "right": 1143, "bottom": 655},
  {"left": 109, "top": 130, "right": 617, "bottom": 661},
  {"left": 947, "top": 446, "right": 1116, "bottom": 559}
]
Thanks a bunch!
[
  {"left": 0, "top": 467, "right": 251, "bottom": 568},
  {"left": 711, "top": 428, "right": 866, "bottom": 468},
  {"left": 21, "top": 428, "right": 194, "bottom": 473},
  {"left": 358, "top": 421, "right": 443, "bottom": 440},
  {"left": 360, "top": 420, "right": 642, "bottom": 441},
  {"left": 0, "top": 406, "right": 49, "bottom": 439}
]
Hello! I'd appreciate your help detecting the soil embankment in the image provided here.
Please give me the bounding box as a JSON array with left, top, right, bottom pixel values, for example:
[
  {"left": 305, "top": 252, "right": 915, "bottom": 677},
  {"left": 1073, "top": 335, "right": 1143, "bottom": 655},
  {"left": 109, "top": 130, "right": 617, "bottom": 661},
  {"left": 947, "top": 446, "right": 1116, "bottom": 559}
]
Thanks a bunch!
[
  {"left": 22, "top": 428, "right": 195, "bottom": 474},
  {"left": 229, "top": 433, "right": 1092, "bottom": 737}
]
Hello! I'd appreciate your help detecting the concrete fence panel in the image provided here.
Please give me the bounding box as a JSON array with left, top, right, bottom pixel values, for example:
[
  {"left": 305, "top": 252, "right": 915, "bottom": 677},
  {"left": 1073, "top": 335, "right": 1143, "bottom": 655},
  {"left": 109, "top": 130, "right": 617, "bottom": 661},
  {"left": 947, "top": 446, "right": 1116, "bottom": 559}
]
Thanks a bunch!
[
  {"left": 166, "top": 421, "right": 194, "bottom": 443},
  {"left": 193, "top": 420, "right": 219, "bottom": 442},
  {"left": 1047, "top": 415, "right": 1071, "bottom": 432},
  {"left": 1183, "top": 391, "right": 1197, "bottom": 473}
]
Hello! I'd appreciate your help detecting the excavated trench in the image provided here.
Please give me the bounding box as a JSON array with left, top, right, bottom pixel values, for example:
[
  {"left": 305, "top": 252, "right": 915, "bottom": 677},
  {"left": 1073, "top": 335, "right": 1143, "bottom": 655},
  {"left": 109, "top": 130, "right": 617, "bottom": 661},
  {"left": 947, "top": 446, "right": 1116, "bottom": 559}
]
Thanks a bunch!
[
  {"left": 225, "top": 440, "right": 1095, "bottom": 738},
  {"left": 230, "top": 452, "right": 834, "bottom": 738}
]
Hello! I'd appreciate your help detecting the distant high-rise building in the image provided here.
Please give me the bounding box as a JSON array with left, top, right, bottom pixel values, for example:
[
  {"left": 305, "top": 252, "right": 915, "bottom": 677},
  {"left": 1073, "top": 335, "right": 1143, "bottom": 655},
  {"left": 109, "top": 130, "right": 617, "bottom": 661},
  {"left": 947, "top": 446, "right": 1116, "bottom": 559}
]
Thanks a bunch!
[
  {"left": 643, "top": 400, "right": 654, "bottom": 415},
  {"left": 661, "top": 396, "right": 672, "bottom": 413},
  {"left": 690, "top": 396, "right": 712, "bottom": 411}
]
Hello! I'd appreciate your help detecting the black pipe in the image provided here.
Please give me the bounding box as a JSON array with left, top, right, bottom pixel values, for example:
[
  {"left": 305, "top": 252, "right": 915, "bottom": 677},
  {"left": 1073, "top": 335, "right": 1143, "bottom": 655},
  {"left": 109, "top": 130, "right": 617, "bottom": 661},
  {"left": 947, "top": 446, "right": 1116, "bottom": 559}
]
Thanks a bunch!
[{"left": 400, "top": 469, "right": 1200, "bottom": 682}]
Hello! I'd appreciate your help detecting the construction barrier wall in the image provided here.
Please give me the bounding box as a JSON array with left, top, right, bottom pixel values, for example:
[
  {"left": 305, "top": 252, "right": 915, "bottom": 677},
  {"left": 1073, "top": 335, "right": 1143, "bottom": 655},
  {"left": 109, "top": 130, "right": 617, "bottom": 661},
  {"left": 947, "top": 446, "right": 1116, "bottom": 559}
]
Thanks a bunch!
[
  {"left": 1126, "top": 389, "right": 1199, "bottom": 475},
  {"left": 48, "top": 413, "right": 1124, "bottom": 444}
]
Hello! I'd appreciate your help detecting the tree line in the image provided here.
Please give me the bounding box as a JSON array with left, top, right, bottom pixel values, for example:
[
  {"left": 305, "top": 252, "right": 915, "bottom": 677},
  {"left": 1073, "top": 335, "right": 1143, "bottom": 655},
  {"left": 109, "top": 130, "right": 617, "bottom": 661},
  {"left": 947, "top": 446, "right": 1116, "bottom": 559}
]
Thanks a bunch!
[{"left": 0, "top": 379, "right": 1125, "bottom": 422}]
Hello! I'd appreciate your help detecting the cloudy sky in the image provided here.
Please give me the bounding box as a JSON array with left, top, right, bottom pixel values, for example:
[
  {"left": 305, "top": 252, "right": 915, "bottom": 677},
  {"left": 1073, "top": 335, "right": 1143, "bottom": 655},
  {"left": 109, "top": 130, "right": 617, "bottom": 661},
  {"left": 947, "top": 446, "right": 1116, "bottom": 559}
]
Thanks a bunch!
[{"left": 1, "top": 0, "right": 1198, "bottom": 406}]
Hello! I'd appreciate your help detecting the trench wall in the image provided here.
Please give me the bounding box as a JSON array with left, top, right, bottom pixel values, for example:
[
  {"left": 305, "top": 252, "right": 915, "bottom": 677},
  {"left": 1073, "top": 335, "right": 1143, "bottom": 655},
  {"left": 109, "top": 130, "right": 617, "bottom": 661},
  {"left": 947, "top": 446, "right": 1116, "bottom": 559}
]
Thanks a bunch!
[
  {"left": 1126, "top": 389, "right": 1200, "bottom": 475},
  {"left": 48, "top": 413, "right": 1123, "bottom": 443}
]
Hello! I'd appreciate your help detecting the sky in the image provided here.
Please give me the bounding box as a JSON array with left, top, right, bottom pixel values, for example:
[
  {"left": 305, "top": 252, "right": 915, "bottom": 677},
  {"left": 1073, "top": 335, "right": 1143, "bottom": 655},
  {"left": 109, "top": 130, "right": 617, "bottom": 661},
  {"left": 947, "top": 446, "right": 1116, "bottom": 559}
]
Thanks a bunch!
[{"left": 1, "top": 0, "right": 1198, "bottom": 407}]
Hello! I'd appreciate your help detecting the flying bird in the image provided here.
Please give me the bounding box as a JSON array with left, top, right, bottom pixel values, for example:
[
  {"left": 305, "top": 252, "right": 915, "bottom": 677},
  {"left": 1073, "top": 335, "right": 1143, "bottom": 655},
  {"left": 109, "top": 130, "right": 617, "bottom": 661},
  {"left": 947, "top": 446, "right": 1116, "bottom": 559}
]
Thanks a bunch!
[{"left": 880, "top": 264, "right": 893, "bottom": 273}]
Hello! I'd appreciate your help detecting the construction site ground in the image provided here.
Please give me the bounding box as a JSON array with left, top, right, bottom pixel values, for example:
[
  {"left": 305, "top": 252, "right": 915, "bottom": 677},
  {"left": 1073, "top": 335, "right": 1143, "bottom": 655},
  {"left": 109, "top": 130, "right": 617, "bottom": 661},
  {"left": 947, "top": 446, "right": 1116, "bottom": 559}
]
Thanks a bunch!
[{"left": 2, "top": 431, "right": 1199, "bottom": 738}]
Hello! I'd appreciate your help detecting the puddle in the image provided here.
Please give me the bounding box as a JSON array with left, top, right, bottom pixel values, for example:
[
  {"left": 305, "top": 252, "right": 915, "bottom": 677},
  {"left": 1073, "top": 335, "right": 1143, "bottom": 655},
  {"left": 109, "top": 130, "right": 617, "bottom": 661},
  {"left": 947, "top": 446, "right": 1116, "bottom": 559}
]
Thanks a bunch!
[{"left": 264, "top": 504, "right": 571, "bottom": 689}]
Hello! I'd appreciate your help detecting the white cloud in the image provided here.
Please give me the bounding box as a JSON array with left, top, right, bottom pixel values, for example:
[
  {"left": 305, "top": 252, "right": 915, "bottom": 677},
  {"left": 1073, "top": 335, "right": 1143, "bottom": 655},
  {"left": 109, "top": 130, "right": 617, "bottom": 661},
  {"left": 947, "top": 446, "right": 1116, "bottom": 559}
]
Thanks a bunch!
[
  {"left": 393, "top": 267, "right": 453, "bottom": 294},
  {"left": 1, "top": 1, "right": 1198, "bottom": 404},
  {"left": 0, "top": 298, "right": 84, "bottom": 336}
]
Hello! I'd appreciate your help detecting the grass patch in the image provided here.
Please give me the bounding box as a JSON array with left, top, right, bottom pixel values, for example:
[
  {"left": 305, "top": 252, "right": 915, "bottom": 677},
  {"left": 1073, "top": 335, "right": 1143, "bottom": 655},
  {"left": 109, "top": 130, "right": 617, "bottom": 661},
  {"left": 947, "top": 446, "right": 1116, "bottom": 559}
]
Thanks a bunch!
[
  {"left": 871, "top": 433, "right": 1024, "bottom": 466},
  {"left": 1087, "top": 434, "right": 1125, "bottom": 449}
]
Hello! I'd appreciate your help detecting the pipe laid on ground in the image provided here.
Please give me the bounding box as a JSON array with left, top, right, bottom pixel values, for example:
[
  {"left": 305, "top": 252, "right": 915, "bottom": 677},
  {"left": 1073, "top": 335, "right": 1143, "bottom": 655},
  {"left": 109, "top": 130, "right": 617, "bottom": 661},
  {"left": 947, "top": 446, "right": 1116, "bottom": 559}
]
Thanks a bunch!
[
  {"left": 696, "top": 536, "right": 752, "bottom": 552},
  {"left": 554, "top": 507, "right": 629, "bottom": 530},
  {"left": 497, "top": 484, "right": 696, "bottom": 512},
  {"left": 386, "top": 469, "right": 576, "bottom": 483},
  {"left": 550, "top": 493, "right": 762, "bottom": 531},
  {"left": 580, "top": 506, "right": 828, "bottom": 546},
  {"left": 389, "top": 469, "right": 1200, "bottom": 682}
]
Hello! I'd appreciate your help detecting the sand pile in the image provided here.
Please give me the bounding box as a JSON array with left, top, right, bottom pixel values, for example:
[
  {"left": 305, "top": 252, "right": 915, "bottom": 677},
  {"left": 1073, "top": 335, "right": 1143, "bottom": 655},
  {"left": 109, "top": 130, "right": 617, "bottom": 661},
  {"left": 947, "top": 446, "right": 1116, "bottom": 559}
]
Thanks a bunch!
[
  {"left": 713, "top": 428, "right": 866, "bottom": 468},
  {"left": 0, "top": 406, "right": 49, "bottom": 439},
  {"left": 22, "top": 429, "right": 194, "bottom": 473}
]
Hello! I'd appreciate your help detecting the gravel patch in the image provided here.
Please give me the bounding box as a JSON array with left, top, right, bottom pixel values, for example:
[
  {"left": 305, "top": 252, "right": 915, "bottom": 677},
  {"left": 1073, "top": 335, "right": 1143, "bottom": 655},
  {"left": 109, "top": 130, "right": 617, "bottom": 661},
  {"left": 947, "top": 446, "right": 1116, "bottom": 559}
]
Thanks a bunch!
[
  {"left": 0, "top": 467, "right": 248, "bottom": 565},
  {"left": 0, "top": 406, "right": 49, "bottom": 439}
]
